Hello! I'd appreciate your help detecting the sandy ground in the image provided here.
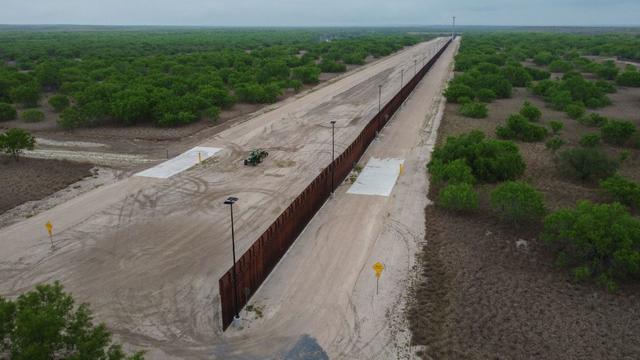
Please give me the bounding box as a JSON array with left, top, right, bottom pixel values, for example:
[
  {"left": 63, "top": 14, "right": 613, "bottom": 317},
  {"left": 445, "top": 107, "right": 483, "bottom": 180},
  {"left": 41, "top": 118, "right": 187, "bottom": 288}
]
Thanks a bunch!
[{"left": 0, "top": 37, "right": 454, "bottom": 359}]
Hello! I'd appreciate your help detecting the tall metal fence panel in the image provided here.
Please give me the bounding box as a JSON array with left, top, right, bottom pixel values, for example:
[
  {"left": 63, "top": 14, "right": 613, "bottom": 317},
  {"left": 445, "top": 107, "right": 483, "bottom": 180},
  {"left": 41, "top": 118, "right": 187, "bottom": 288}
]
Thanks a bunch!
[{"left": 220, "top": 38, "right": 453, "bottom": 330}]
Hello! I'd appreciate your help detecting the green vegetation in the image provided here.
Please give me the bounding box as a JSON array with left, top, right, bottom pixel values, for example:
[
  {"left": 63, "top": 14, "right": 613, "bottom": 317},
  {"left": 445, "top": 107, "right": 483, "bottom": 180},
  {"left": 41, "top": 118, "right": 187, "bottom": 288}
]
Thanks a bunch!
[
  {"left": 490, "top": 181, "right": 546, "bottom": 226},
  {"left": 0, "top": 282, "right": 144, "bottom": 359},
  {"left": 429, "top": 130, "right": 525, "bottom": 183},
  {"left": 601, "top": 119, "right": 636, "bottom": 146},
  {"left": 429, "top": 158, "right": 476, "bottom": 187},
  {"left": 543, "top": 201, "right": 640, "bottom": 291},
  {"left": 48, "top": 94, "right": 70, "bottom": 112},
  {"left": 549, "top": 120, "right": 563, "bottom": 134},
  {"left": 0, "top": 29, "right": 427, "bottom": 128},
  {"left": 579, "top": 133, "right": 601, "bottom": 147},
  {"left": 21, "top": 109, "right": 45, "bottom": 123},
  {"left": 459, "top": 101, "right": 488, "bottom": 118},
  {"left": 558, "top": 147, "right": 619, "bottom": 182},
  {"left": 616, "top": 68, "right": 640, "bottom": 87},
  {"left": 545, "top": 136, "right": 565, "bottom": 152},
  {"left": 0, "top": 103, "right": 17, "bottom": 121},
  {"left": 519, "top": 101, "right": 541, "bottom": 122},
  {"left": 0, "top": 128, "right": 35, "bottom": 161},
  {"left": 496, "top": 114, "right": 548, "bottom": 142},
  {"left": 437, "top": 183, "right": 479, "bottom": 213},
  {"left": 579, "top": 113, "right": 608, "bottom": 127},
  {"left": 600, "top": 175, "right": 640, "bottom": 209}
]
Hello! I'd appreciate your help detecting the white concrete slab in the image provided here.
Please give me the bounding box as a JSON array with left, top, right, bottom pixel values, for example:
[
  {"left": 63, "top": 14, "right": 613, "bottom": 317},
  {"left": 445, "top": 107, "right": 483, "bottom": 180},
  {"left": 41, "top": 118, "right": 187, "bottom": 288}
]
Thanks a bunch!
[
  {"left": 347, "top": 158, "right": 405, "bottom": 197},
  {"left": 135, "top": 146, "right": 222, "bottom": 179}
]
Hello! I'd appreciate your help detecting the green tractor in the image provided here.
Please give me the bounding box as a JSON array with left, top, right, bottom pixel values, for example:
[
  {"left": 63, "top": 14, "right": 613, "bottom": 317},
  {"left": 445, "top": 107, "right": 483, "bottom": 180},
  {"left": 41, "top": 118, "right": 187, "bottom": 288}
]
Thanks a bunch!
[{"left": 244, "top": 149, "right": 269, "bottom": 166}]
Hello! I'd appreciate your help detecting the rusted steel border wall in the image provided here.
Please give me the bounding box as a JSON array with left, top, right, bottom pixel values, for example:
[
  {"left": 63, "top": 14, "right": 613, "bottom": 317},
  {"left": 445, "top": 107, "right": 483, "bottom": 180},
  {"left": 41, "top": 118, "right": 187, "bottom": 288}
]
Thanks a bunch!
[{"left": 220, "top": 38, "right": 452, "bottom": 330}]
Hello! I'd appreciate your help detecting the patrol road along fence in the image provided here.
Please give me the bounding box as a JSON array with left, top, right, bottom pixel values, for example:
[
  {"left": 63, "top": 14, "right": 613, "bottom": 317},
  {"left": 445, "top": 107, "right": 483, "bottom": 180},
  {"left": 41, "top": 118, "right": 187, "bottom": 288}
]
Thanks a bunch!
[{"left": 219, "top": 37, "right": 453, "bottom": 330}]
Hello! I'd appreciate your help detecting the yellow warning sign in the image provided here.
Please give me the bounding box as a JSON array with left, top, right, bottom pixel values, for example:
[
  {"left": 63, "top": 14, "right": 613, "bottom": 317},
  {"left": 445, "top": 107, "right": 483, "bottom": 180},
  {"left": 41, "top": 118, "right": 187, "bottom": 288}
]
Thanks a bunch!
[
  {"left": 372, "top": 262, "right": 385, "bottom": 278},
  {"left": 399, "top": 163, "right": 405, "bottom": 175},
  {"left": 45, "top": 221, "right": 53, "bottom": 236}
]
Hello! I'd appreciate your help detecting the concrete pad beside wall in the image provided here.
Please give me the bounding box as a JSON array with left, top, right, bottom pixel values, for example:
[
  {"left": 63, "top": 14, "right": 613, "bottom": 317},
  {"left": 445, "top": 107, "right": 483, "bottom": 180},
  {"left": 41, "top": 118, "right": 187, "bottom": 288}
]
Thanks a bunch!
[{"left": 347, "top": 158, "right": 404, "bottom": 197}]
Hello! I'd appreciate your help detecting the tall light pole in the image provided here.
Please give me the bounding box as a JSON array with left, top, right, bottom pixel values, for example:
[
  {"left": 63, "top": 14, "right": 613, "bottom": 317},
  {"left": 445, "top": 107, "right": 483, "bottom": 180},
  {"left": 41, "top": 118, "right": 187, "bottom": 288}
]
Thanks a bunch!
[
  {"left": 330, "top": 120, "right": 336, "bottom": 195},
  {"left": 224, "top": 196, "right": 240, "bottom": 321},
  {"left": 400, "top": 69, "right": 404, "bottom": 90},
  {"left": 378, "top": 84, "right": 382, "bottom": 112},
  {"left": 414, "top": 59, "right": 417, "bottom": 76},
  {"left": 452, "top": 16, "right": 456, "bottom": 38}
]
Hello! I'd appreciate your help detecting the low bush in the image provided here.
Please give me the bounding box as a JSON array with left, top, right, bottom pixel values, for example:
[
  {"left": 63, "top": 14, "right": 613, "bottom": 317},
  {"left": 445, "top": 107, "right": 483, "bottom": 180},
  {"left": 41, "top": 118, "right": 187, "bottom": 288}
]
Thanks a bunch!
[
  {"left": 601, "top": 120, "right": 636, "bottom": 146},
  {"left": 578, "top": 113, "right": 608, "bottom": 127},
  {"left": 496, "top": 114, "right": 548, "bottom": 142},
  {"left": 21, "top": 109, "right": 45, "bottom": 123},
  {"left": 48, "top": 94, "right": 70, "bottom": 112},
  {"left": 437, "top": 183, "right": 479, "bottom": 213},
  {"left": 0, "top": 103, "right": 17, "bottom": 122},
  {"left": 58, "top": 107, "right": 88, "bottom": 130},
  {"left": 558, "top": 147, "right": 619, "bottom": 182},
  {"left": 202, "top": 106, "right": 220, "bottom": 122},
  {"left": 490, "top": 181, "right": 546, "bottom": 226},
  {"left": 616, "top": 69, "right": 640, "bottom": 87},
  {"left": 600, "top": 175, "right": 640, "bottom": 209},
  {"left": 429, "top": 158, "right": 475, "bottom": 187},
  {"left": 459, "top": 101, "right": 488, "bottom": 118},
  {"left": 476, "top": 88, "right": 497, "bottom": 103},
  {"left": 579, "top": 133, "right": 601, "bottom": 147},
  {"left": 565, "top": 103, "right": 586, "bottom": 120},
  {"left": 545, "top": 137, "right": 565, "bottom": 152},
  {"left": 542, "top": 201, "right": 640, "bottom": 289},
  {"left": 519, "top": 101, "right": 542, "bottom": 122},
  {"left": 549, "top": 120, "right": 563, "bottom": 134},
  {"left": 429, "top": 130, "right": 526, "bottom": 183},
  {"left": 444, "top": 84, "right": 475, "bottom": 103}
]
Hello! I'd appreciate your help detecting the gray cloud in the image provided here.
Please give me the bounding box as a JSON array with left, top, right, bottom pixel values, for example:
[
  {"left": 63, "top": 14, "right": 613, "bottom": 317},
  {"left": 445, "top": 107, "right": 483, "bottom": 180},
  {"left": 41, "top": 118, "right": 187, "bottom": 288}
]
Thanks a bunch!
[{"left": 0, "top": 0, "right": 638, "bottom": 26}]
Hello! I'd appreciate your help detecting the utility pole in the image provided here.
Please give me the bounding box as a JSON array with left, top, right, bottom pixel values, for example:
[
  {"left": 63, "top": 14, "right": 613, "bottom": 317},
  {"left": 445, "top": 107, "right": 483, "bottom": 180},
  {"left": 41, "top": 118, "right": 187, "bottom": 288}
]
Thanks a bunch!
[
  {"left": 330, "top": 121, "right": 336, "bottom": 195},
  {"left": 452, "top": 16, "right": 456, "bottom": 38},
  {"left": 378, "top": 84, "right": 382, "bottom": 112},
  {"left": 400, "top": 69, "right": 404, "bottom": 90}
]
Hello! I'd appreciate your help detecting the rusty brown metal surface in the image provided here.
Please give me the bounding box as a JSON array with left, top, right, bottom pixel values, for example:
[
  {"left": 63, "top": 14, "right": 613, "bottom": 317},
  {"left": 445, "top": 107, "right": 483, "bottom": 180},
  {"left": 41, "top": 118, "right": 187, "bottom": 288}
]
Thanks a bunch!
[{"left": 219, "top": 38, "right": 452, "bottom": 330}]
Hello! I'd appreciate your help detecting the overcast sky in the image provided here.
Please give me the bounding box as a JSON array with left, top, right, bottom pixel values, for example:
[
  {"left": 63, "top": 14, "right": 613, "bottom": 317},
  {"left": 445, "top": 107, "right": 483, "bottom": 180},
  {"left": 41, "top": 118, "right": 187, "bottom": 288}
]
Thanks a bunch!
[{"left": 1, "top": 0, "right": 639, "bottom": 27}]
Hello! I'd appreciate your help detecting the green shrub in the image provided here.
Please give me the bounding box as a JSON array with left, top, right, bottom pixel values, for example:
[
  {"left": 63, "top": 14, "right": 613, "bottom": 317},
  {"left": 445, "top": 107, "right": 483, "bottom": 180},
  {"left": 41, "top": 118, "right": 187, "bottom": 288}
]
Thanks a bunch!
[
  {"left": 429, "top": 159, "right": 475, "bottom": 187},
  {"left": 444, "top": 84, "right": 475, "bottom": 103},
  {"left": 595, "top": 80, "right": 617, "bottom": 94},
  {"left": 549, "top": 120, "right": 563, "bottom": 134},
  {"left": 0, "top": 103, "right": 17, "bottom": 122},
  {"left": 519, "top": 101, "right": 542, "bottom": 122},
  {"left": 0, "top": 128, "right": 36, "bottom": 161},
  {"left": 549, "top": 60, "right": 573, "bottom": 73},
  {"left": 565, "top": 103, "right": 586, "bottom": 119},
  {"left": 429, "top": 130, "right": 526, "bottom": 183},
  {"left": 156, "top": 111, "right": 198, "bottom": 127},
  {"left": 58, "top": 107, "right": 88, "bottom": 130},
  {"left": 490, "top": 181, "right": 546, "bottom": 225},
  {"left": 579, "top": 133, "right": 601, "bottom": 147},
  {"left": 202, "top": 106, "right": 220, "bottom": 122},
  {"left": 601, "top": 120, "right": 636, "bottom": 146},
  {"left": 48, "top": 94, "right": 70, "bottom": 112},
  {"left": 558, "top": 147, "right": 619, "bottom": 182},
  {"left": 542, "top": 201, "right": 640, "bottom": 287},
  {"left": 437, "top": 183, "right": 479, "bottom": 213},
  {"left": 616, "top": 70, "right": 640, "bottom": 87},
  {"left": 476, "top": 88, "right": 497, "bottom": 103},
  {"left": 496, "top": 114, "right": 548, "bottom": 142},
  {"left": 21, "top": 109, "right": 45, "bottom": 123},
  {"left": 545, "top": 137, "right": 565, "bottom": 152},
  {"left": 578, "top": 113, "right": 608, "bottom": 127},
  {"left": 600, "top": 175, "right": 640, "bottom": 209},
  {"left": 459, "top": 101, "right": 488, "bottom": 119}
]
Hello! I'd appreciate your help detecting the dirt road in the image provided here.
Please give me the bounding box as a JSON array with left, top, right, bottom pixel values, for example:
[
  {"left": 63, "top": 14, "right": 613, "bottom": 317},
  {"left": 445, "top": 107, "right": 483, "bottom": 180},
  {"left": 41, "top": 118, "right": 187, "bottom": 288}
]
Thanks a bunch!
[{"left": 0, "top": 37, "right": 456, "bottom": 359}]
